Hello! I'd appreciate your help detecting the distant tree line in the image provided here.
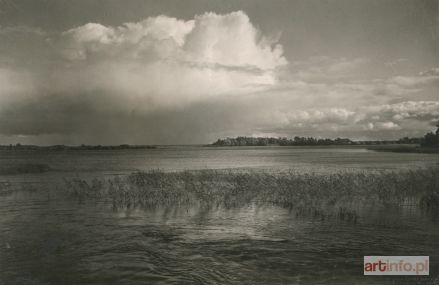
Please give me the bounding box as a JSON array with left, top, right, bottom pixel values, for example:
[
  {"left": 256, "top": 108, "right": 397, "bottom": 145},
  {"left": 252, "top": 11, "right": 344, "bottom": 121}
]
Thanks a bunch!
[
  {"left": 212, "top": 136, "right": 355, "bottom": 146},
  {"left": 211, "top": 136, "right": 426, "bottom": 147},
  {"left": 421, "top": 125, "right": 439, "bottom": 148},
  {"left": 396, "top": 137, "right": 422, "bottom": 144},
  {"left": 211, "top": 125, "right": 439, "bottom": 147}
]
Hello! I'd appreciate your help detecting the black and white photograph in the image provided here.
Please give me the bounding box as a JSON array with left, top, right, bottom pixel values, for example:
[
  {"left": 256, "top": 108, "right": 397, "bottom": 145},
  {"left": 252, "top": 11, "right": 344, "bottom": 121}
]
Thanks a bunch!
[{"left": 0, "top": 0, "right": 438, "bottom": 284}]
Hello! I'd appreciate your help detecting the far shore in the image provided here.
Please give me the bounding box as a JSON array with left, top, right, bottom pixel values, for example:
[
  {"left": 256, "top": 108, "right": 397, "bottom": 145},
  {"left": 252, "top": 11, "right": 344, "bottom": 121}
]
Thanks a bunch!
[
  {"left": 366, "top": 144, "right": 439, "bottom": 154},
  {"left": 0, "top": 144, "right": 157, "bottom": 151}
]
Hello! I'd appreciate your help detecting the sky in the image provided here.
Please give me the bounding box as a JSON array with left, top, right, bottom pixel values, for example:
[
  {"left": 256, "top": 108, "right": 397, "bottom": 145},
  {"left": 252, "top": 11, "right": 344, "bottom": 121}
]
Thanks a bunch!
[{"left": 0, "top": 0, "right": 438, "bottom": 145}]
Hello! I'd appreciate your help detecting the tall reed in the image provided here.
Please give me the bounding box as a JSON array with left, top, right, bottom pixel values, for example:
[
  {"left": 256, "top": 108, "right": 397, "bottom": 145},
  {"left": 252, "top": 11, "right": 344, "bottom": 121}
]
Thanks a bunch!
[{"left": 64, "top": 167, "right": 439, "bottom": 220}]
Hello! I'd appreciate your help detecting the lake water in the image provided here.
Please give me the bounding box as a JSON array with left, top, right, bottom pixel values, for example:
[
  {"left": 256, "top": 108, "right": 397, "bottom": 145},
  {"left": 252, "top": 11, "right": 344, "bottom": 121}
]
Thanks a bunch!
[
  {"left": 1, "top": 146, "right": 439, "bottom": 178},
  {"left": 0, "top": 146, "right": 438, "bottom": 284}
]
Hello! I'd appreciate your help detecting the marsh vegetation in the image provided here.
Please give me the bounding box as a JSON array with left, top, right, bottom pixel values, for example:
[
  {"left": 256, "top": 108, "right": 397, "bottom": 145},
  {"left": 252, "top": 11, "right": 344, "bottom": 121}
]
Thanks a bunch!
[{"left": 63, "top": 166, "right": 439, "bottom": 221}]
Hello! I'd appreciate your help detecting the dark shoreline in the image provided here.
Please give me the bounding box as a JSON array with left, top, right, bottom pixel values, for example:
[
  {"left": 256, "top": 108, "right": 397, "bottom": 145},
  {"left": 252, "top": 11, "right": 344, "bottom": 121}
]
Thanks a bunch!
[
  {"left": 0, "top": 144, "right": 157, "bottom": 151},
  {"left": 366, "top": 145, "right": 439, "bottom": 154}
]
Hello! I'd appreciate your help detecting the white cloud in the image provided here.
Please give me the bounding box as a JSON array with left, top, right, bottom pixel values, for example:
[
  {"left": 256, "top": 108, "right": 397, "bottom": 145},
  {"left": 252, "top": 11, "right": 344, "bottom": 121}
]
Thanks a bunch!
[
  {"left": 282, "top": 108, "right": 355, "bottom": 124},
  {"left": 387, "top": 68, "right": 439, "bottom": 89},
  {"left": 419, "top": 67, "right": 439, "bottom": 76},
  {"left": 61, "top": 16, "right": 194, "bottom": 61},
  {"left": 389, "top": 75, "right": 439, "bottom": 88},
  {"left": 183, "top": 11, "right": 286, "bottom": 70},
  {"left": 259, "top": 101, "right": 439, "bottom": 138},
  {"left": 362, "top": 101, "right": 439, "bottom": 121},
  {"left": 54, "top": 11, "right": 286, "bottom": 108},
  {"left": 373, "top": 121, "right": 401, "bottom": 130},
  {"left": 60, "top": 11, "right": 287, "bottom": 72}
]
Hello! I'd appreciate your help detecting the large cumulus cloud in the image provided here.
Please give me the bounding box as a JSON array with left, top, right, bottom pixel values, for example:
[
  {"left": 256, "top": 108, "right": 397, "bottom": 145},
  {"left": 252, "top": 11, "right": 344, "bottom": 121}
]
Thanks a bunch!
[
  {"left": 61, "top": 11, "right": 286, "bottom": 69},
  {"left": 54, "top": 11, "right": 285, "bottom": 108}
]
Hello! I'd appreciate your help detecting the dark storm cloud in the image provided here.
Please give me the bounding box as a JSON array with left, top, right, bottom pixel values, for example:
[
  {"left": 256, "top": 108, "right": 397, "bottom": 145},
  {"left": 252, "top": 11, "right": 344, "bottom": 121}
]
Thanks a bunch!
[{"left": 0, "top": 91, "right": 252, "bottom": 144}]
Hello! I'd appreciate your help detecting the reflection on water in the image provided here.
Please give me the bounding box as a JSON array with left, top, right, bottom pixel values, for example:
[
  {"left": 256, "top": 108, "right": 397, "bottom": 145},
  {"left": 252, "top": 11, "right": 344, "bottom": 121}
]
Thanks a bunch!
[{"left": 0, "top": 188, "right": 438, "bottom": 285}]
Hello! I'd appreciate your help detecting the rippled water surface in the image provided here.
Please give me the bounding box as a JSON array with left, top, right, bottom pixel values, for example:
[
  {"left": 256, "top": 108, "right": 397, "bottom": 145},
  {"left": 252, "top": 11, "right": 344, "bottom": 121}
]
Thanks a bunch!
[{"left": 1, "top": 147, "right": 438, "bottom": 284}]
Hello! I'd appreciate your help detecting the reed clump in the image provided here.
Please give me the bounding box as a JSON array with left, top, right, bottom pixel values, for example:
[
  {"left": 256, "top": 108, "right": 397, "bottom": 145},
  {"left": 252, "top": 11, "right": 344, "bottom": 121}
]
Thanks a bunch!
[{"left": 63, "top": 167, "right": 439, "bottom": 219}]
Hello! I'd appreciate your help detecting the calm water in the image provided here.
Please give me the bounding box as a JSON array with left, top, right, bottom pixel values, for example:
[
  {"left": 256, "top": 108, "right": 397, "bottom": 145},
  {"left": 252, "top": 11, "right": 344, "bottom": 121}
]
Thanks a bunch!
[
  {"left": 1, "top": 146, "right": 439, "bottom": 177},
  {"left": 1, "top": 146, "right": 439, "bottom": 284}
]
